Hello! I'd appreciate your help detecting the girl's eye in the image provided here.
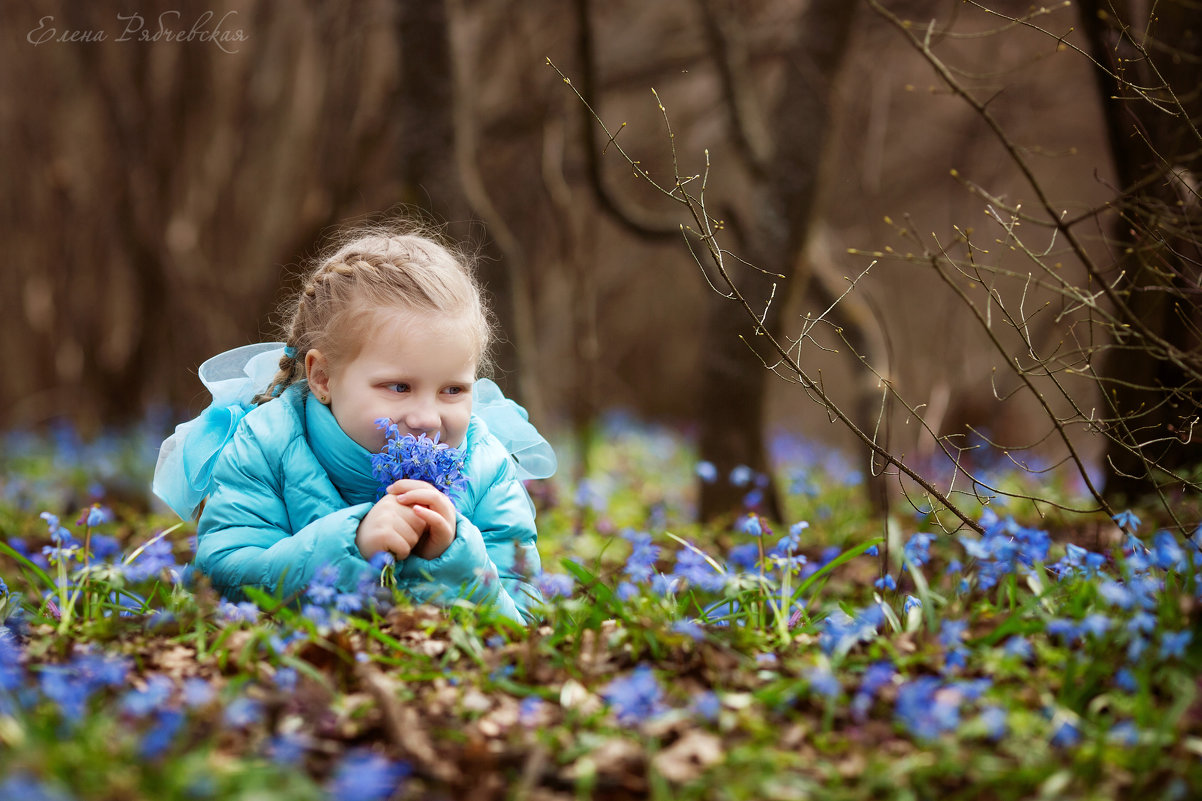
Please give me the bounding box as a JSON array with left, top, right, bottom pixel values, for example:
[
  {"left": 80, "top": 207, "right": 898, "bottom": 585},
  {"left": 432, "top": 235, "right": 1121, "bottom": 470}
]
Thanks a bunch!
[
  {"left": 443, "top": 386, "right": 463, "bottom": 396},
  {"left": 387, "top": 383, "right": 410, "bottom": 393}
]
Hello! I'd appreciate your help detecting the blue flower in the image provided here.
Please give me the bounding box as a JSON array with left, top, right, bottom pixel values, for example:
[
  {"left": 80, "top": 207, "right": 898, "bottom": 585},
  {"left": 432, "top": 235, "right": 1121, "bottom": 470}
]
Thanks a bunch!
[
  {"left": 0, "top": 772, "right": 74, "bottom": 801},
  {"left": 1112, "top": 510, "right": 1141, "bottom": 532},
  {"left": 671, "top": 619, "right": 705, "bottom": 641},
  {"left": 1109, "top": 720, "right": 1139, "bottom": 746},
  {"left": 273, "top": 668, "right": 299, "bottom": 692},
  {"left": 1002, "top": 636, "right": 1032, "bottom": 661},
  {"left": 944, "top": 646, "right": 970, "bottom": 671},
  {"left": 602, "top": 665, "right": 666, "bottom": 726},
  {"left": 938, "top": 620, "right": 968, "bottom": 648},
  {"left": 1046, "top": 618, "right": 1081, "bottom": 645},
  {"left": 121, "top": 674, "right": 174, "bottom": 718},
  {"left": 218, "top": 601, "right": 260, "bottom": 624},
  {"left": 536, "top": 571, "right": 574, "bottom": 599},
  {"left": 306, "top": 565, "right": 340, "bottom": 607},
  {"left": 650, "top": 573, "right": 681, "bottom": 596},
  {"left": 695, "top": 461, "right": 718, "bottom": 483},
  {"left": 1099, "top": 580, "right": 1135, "bottom": 610},
  {"left": 903, "top": 595, "right": 922, "bottom": 615},
  {"left": 737, "top": 514, "right": 764, "bottom": 538},
  {"left": 778, "top": 521, "right": 808, "bottom": 553},
  {"left": 727, "top": 543, "right": 760, "bottom": 572},
  {"left": 518, "top": 696, "right": 545, "bottom": 727},
  {"left": 1125, "top": 610, "right": 1153, "bottom": 635},
  {"left": 268, "top": 732, "right": 308, "bottom": 766},
  {"left": 73, "top": 653, "right": 130, "bottom": 689},
  {"left": 1160, "top": 630, "right": 1191, "bottom": 660},
  {"left": 1115, "top": 668, "right": 1138, "bottom": 693},
  {"left": 858, "top": 661, "right": 895, "bottom": 698},
  {"left": 40, "top": 664, "right": 95, "bottom": 722},
  {"left": 808, "top": 666, "right": 841, "bottom": 698},
  {"left": 223, "top": 696, "right": 263, "bottom": 728},
  {"left": 1152, "top": 531, "right": 1187, "bottom": 572},
  {"left": 327, "top": 748, "right": 411, "bottom": 801},
  {"left": 372, "top": 420, "right": 467, "bottom": 499},
  {"left": 182, "top": 678, "right": 214, "bottom": 708},
  {"left": 672, "top": 546, "right": 726, "bottom": 593},
  {"left": 690, "top": 691, "right": 721, "bottom": 722},
  {"left": 865, "top": 544, "right": 879, "bottom": 556},
  {"left": 902, "top": 532, "right": 935, "bottom": 569},
  {"left": 0, "top": 642, "right": 24, "bottom": 693},
  {"left": 819, "top": 606, "right": 882, "bottom": 656},
  {"left": 85, "top": 504, "right": 109, "bottom": 528},
  {"left": 980, "top": 705, "right": 1008, "bottom": 740},
  {"left": 895, "top": 677, "right": 960, "bottom": 740},
  {"left": 729, "top": 465, "right": 754, "bottom": 486},
  {"left": 124, "top": 536, "right": 179, "bottom": 583},
  {"left": 874, "top": 574, "right": 896, "bottom": 591},
  {"left": 40, "top": 511, "right": 62, "bottom": 536},
  {"left": 140, "top": 709, "right": 184, "bottom": 759},
  {"left": 1080, "top": 613, "right": 1112, "bottom": 639},
  {"left": 1050, "top": 718, "right": 1081, "bottom": 748},
  {"left": 335, "top": 591, "right": 364, "bottom": 614},
  {"left": 622, "top": 530, "right": 660, "bottom": 582}
]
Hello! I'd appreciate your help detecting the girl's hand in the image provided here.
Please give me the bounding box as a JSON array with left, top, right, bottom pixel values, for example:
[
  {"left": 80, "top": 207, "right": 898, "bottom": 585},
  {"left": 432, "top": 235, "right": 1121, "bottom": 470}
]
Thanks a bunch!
[
  {"left": 356, "top": 493, "right": 427, "bottom": 561},
  {"left": 385, "top": 479, "right": 457, "bottom": 560}
]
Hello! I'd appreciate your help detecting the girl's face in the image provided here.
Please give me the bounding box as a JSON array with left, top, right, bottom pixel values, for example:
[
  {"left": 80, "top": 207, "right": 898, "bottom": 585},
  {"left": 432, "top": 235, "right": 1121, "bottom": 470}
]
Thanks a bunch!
[{"left": 306, "top": 309, "right": 477, "bottom": 452}]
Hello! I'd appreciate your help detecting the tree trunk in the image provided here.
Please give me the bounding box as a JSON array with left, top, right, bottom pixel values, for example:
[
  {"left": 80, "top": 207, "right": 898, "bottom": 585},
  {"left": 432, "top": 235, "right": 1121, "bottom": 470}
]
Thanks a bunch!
[
  {"left": 698, "top": 0, "right": 858, "bottom": 523},
  {"left": 396, "top": 0, "right": 523, "bottom": 391},
  {"left": 1078, "top": 0, "right": 1202, "bottom": 505}
]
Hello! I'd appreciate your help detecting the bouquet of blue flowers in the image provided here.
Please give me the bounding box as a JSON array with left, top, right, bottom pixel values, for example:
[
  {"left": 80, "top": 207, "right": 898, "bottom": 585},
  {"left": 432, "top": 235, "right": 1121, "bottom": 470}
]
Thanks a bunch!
[
  {"left": 369, "top": 419, "right": 469, "bottom": 588},
  {"left": 370, "top": 418, "right": 468, "bottom": 499}
]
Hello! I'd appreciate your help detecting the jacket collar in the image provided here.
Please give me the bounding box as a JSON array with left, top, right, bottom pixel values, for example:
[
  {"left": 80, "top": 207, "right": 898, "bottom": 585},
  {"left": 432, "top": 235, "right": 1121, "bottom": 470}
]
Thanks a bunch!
[{"left": 304, "top": 391, "right": 379, "bottom": 505}]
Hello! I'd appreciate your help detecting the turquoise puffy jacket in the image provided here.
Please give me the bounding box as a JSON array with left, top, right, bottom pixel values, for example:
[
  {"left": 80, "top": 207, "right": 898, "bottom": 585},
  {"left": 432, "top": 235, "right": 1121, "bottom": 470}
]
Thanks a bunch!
[{"left": 195, "top": 383, "right": 544, "bottom": 623}]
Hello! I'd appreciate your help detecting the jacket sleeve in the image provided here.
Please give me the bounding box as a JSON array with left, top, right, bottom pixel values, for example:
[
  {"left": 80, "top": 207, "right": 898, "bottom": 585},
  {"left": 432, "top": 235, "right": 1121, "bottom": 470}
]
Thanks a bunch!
[
  {"left": 195, "top": 425, "right": 373, "bottom": 602},
  {"left": 395, "top": 450, "right": 543, "bottom": 623}
]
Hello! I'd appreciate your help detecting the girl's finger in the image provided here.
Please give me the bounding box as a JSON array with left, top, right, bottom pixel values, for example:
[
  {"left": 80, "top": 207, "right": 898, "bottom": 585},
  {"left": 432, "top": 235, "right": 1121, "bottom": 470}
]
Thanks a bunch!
[
  {"left": 411, "top": 504, "right": 453, "bottom": 534},
  {"left": 396, "top": 489, "right": 453, "bottom": 513},
  {"left": 386, "top": 479, "right": 433, "bottom": 494}
]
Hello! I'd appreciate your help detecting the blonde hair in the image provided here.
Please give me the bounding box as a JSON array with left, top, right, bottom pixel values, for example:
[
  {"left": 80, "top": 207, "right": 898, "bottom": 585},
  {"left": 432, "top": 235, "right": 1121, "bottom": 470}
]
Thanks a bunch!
[{"left": 256, "top": 225, "right": 494, "bottom": 404}]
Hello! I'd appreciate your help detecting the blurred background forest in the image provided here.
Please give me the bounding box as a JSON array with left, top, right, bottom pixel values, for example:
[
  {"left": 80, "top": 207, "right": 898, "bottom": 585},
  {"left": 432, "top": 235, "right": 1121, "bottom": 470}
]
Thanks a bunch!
[{"left": 1, "top": 0, "right": 1198, "bottom": 521}]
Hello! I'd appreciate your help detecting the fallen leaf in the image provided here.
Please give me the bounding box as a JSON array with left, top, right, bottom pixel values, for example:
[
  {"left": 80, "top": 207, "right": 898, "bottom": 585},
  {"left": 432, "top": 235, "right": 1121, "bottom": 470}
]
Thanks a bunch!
[
  {"left": 652, "top": 730, "right": 724, "bottom": 783},
  {"left": 559, "top": 679, "right": 602, "bottom": 714}
]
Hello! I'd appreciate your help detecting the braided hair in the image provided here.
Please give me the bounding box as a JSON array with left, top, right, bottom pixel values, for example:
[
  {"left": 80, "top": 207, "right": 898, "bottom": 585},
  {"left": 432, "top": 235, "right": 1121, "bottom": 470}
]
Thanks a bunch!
[{"left": 254, "top": 226, "right": 494, "bottom": 405}]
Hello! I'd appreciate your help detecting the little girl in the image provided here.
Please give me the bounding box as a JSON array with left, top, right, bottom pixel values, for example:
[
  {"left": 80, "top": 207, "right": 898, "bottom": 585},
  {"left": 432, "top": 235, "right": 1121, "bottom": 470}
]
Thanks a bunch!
[{"left": 152, "top": 227, "right": 556, "bottom": 623}]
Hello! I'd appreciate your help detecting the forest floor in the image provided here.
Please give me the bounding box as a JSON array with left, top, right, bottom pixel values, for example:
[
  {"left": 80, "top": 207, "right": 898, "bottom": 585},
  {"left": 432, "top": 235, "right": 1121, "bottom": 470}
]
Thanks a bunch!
[{"left": 1, "top": 417, "right": 1200, "bottom": 800}]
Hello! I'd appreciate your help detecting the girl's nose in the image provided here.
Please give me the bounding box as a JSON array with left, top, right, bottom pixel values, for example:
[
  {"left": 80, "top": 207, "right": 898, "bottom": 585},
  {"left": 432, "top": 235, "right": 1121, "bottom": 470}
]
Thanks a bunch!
[{"left": 402, "top": 400, "right": 441, "bottom": 436}]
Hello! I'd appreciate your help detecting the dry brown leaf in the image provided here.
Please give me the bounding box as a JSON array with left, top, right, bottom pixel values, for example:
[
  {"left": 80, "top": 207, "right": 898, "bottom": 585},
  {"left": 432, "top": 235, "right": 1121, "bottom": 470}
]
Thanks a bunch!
[
  {"left": 153, "top": 645, "right": 200, "bottom": 677},
  {"left": 461, "top": 687, "right": 492, "bottom": 713},
  {"left": 564, "top": 737, "right": 645, "bottom": 779},
  {"left": 385, "top": 604, "right": 444, "bottom": 632},
  {"left": 355, "top": 663, "right": 459, "bottom": 783},
  {"left": 652, "top": 730, "right": 724, "bottom": 783},
  {"left": 559, "top": 679, "right": 602, "bottom": 715}
]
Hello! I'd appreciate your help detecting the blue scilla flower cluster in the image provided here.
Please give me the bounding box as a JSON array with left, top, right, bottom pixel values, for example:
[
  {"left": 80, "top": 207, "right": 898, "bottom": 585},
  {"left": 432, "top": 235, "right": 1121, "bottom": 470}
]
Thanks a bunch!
[
  {"left": 293, "top": 560, "right": 392, "bottom": 629},
  {"left": 600, "top": 478, "right": 1201, "bottom": 750},
  {"left": 859, "top": 512, "right": 1200, "bottom": 743},
  {"left": 371, "top": 419, "right": 467, "bottom": 499}
]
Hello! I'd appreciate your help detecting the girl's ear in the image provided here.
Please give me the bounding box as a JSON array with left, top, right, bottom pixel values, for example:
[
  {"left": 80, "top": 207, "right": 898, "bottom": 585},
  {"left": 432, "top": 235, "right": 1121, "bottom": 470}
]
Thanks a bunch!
[{"left": 305, "top": 349, "right": 332, "bottom": 402}]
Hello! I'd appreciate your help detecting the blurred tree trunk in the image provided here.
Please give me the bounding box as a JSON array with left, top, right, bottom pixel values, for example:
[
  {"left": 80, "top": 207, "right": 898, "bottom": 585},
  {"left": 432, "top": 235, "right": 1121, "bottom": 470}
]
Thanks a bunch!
[
  {"left": 1078, "top": 0, "right": 1202, "bottom": 505},
  {"left": 397, "top": 0, "right": 531, "bottom": 406},
  {"left": 572, "top": 0, "right": 859, "bottom": 524},
  {"left": 695, "top": 0, "right": 857, "bottom": 523}
]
